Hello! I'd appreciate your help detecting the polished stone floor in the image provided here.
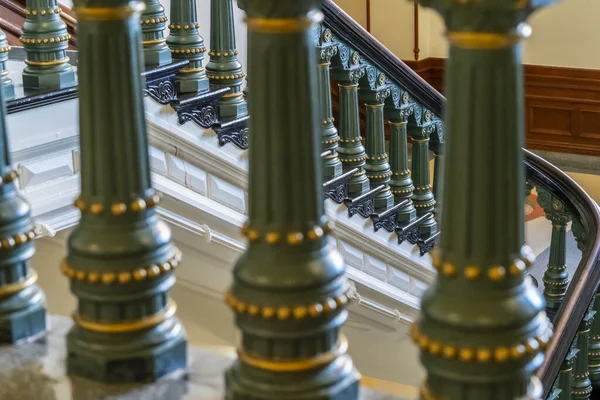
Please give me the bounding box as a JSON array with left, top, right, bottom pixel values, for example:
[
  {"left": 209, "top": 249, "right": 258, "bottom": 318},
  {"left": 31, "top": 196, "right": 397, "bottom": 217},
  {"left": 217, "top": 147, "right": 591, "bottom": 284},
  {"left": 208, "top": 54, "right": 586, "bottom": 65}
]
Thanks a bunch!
[{"left": 0, "top": 316, "right": 407, "bottom": 400}]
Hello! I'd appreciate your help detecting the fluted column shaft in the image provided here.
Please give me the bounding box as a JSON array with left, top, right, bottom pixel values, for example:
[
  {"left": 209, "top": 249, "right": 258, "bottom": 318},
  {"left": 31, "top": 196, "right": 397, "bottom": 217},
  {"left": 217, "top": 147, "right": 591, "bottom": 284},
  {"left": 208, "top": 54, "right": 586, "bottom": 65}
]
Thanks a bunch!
[
  {"left": 0, "top": 76, "right": 46, "bottom": 343},
  {"left": 206, "top": 0, "right": 247, "bottom": 120},
  {"left": 544, "top": 216, "right": 570, "bottom": 309},
  {"left": 225, "top": 2, "right": 359, "bottom": 398},
  {"left": 317, "top": 29, "right": 342, "bottom": 181},
  {"left": 22, "top": 0, "right": 75, "bottom": 89},
  {"left": 335, "top": 75, "right": 369, "bottom": 197},
  {"left": 572, "top": 311, "right": 594, "bottom": 399},
  {"left": 64, "top": 0, "right": 186, "bottom": 383},
  {"left": 589, "top": 290, "right": 600, "bottom": 387},
  {"left": 559, "top": 349, "right": 578, "bottom": 400},
  {"left": 364, "top": 100, "right": 393, "bottom": 212},
  {"left": 432, "top": 151, "right": 443, "bottom": 207},
  {"left": 141, "top": 0, "right": 171, "bottom": 67},
  {"left": 414, "top": 1, "right": 554, "bottom": 398},
  {"left": 411, "top": 132, "right": 437, "bottom": 236},
  {"left": 0, "top": 30, "right": 14, "bottom": 101},
  {"left": 389, "top": 120, "right": 416, "bottom": 223},
  {"left": 167, "top": 0, "right": 209, "bottom": 93}
]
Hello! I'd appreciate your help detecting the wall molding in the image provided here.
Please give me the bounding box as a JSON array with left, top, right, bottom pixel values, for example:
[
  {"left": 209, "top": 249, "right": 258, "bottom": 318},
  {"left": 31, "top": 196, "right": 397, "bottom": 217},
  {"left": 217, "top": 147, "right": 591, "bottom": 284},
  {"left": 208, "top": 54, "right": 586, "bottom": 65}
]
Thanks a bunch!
[{"left": 404, "top": 57, "right": 600, "bottom": 157}]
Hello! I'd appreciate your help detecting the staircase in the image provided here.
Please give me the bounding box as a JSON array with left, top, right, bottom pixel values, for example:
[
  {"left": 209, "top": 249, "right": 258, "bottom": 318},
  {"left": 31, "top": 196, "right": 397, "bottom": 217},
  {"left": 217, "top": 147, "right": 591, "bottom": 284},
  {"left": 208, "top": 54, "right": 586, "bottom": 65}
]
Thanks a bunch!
[{"left": 0, "top": 0, "right": 597, "bottom": 398}]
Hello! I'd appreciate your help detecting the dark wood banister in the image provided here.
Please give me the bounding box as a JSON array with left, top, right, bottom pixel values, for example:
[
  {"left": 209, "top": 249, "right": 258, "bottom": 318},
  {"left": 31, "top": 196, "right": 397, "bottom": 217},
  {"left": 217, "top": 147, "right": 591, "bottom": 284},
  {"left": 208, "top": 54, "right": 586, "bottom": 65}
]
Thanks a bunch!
[{"left": 323, "top": 0, "right": 600, "bottom": 395}]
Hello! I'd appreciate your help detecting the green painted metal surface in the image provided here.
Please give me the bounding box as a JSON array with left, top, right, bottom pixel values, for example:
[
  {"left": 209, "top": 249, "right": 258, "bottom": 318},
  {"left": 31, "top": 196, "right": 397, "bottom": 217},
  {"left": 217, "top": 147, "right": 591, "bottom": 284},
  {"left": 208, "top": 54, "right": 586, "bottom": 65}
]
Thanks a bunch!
[
  {"left": 413, "top": 0, "right": 557, "bottom": 398},
  {"left": 141, "top": 0, "right": 172, "bottom": 68},
  {"left": 166, "top": 0, "right": 209, "bottom": 93},
  {"left": 64, "top": 0, "right": 186, "bottom": 383},
  {"left": 206, "top": 0, "right": 247, "bottom": 120},
  {"left": 0, "top": 30, "right": 14, "bottom": 101},
  {"left": 224, "top": 1, "right": 360, "bottom": 398},
  {"left": 22, "top": 0, "right": 76, "bottom": 90},
  {"left": 317, "top": 27, "right": 342, "bottom": 181},
  {"left": 558, "top": 349, "right": 578, "bottom": 400},
  {"left": 536, "top": 188, "right": 572, "bottom": 311},
  {"left": 361, "top": 74, "right": 393, "bottom": 212},
  {"left": 572, "top": 311, "right": 594, "bottom": 399},
  {"left": 331, "top": 59, "right": 369, "bottom": 198},
  {"left": 589, "top": 290, "right": 600, "bottom": 387},
  {"left": 0, "top": 85, "right": 46, "bottom": 343}
]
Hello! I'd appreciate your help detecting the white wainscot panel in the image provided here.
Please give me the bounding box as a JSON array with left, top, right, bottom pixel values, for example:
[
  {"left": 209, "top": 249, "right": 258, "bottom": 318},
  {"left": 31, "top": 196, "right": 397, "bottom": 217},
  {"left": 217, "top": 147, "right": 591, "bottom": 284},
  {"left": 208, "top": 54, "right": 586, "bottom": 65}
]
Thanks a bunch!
[
  {"left": 166, "top": 154, "right": 207, "bottom": 195},
  {"left": 364, "top": 255, "right": 387, "bottom": 281},
  {"left": 337, "top": 240, "right": 364, "bottom": 270},
  {"left": 207, "top": 174, "right": 246, "bottom": 213},
  {"left": 149, "top": 147, "right": 168, "bottom": 176},
  {"left": 18, "top": 152, "right": 75, "bottom": 189},
  {"left": 387, "top": 267, "right": 410, "bottom": 292},
  {"left": 410, "top": 278, "right": 428, "bottom": 297}
]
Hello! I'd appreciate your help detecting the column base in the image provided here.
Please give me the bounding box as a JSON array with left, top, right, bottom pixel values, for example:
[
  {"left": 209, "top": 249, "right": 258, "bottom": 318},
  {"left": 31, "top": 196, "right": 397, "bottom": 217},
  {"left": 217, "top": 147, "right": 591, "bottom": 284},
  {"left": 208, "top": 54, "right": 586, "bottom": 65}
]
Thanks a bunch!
[
  {"left": 373, "top": 187, "right": 394, "bottom": 213},
  {"left": 419, "top": 215, "right": 438, "bottom": 237},
  {"left": 346, "top": 170, "right": 369, "bottom": 198},
  {"left": 225, "top": 355, "right": 360, "bottom": 400},
  {"left": 22, "top": 65, "right": 77, "bottom": 91},
  {"left": 2, "top": 78, "right": 14, "bottom": 101},
  {"left": 66, "top": 316, "right": 187, "bottom": 384},
  {"left": 143, "top": 45, "right": 173, "bottom": 69},
  {"left": 177, "top": 74, "right": 210, "bottom": 94},
  {"left": 217, "top": 95, "right": 248, "bottom": 121},
  {"left": 323, "top": 156, "right": 343, "bottom": 182},
  {"left": 397, "top": 202, "right": 417, "bottom": 223},
  {"left": 0, "top": 284, "right": 47, "bottom": 344}
]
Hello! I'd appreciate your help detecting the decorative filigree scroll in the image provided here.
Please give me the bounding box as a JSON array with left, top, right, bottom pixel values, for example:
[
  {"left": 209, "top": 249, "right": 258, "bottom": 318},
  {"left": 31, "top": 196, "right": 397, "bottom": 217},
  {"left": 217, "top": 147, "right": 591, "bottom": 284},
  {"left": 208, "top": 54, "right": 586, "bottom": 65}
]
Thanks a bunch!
[
  {"left": 214, "top": 117, "right": 250, "bottom": 150},
  {"left": 178, "top": 105, "right": 217, "bottom": 128},
  {"left": 145, "top": 80, "right": 176, "bottom": 104}
]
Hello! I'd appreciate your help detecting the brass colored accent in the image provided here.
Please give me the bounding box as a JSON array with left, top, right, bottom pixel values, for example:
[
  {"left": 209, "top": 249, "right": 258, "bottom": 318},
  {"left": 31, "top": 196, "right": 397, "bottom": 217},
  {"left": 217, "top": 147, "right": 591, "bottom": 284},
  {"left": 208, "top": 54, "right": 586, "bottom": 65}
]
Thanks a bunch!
[
  {"left": 236, "top": 302, "right": 247, "bottom": 313},
  {"left": 494, "top": 347, "right": 510, "bottom": 362},
  {"left": 277, "top": 307, "right": 291, "bottom": 319},
  {"left": 441, "top": 262, "right": 456, "bottom": 277},
  {"left": 442, "top": 346, "right": 457, "bottom": 359},
  {"left": 111, "top": 203, "right": 127, "bottom": 215},
  {"left": 223, "top": 91, "right": 244, "bottom": 99},
  {"left": 247, "top": 229, "right": 260, "bottom": 241},
  {"left": 88, "top": 272, "right": 100, "bottom": 283},
  {"left": 142, "top": 38, "right": 167, "bottom": 45},
  {"left": 429, "top": 342, "right": 441, "bottom": 355},
  {"left": 287, "top": 232, "right": 304, "bottom": 245},
  {"left": 307, "top": 226, "right": 324, "bottom": 240},
  {"left": 246, "top": 16, "right": 319, "bottom": 34},
  {"left": 159, "top": 262, "right": 171, "bottom": 273},
  {"left": 488, "top": 266, "right": 506, "bottom": 281},
  {"left": 75, "top": 271, "right": 86, "bottom": 281},
  {"left": 118, "top": 272, "right": 132, "bottom": 283},
  {"left": 90, "top": 203, "right": 104, "bottom": 214},
  {"left": 430, "top": 249, "right": 441, "bottom": 269},
  {"left": 265, "top": 232, "right": 280, "bottom": 244},
  {"left": 133, "top": 268, "right": 147, "bottom": 280},
  {"left": 73, "top": 300, "right": 177, "bottom": 333},
  {"left": 464, "top": 266, "right": 480, "bottom": 279},
  {"left": 262, "top": 307, "right": 275, "bottom": 318},
  {"left": 476, "top": 348, "right": 491, "bottom": 362},
  {"left": 74, "top": 198, "right": 86, "bottom": 212},
  {"left": 521, "top": 245, "right": 536, "bottom": 267},
  {"left": 334, "top": 294, "right": 348, "bottom": 307},
  {"left": 14, "top": 234, "right": 27, "bottom": 246},
  {"left": 237, "top": 336, "right": 348, "bottom": 372},
  {"left": 24, "top": 57, "right": 70, "bottom": 67},
  {"left": 130, "top": 199, "right": 146, "bottom": 212},
  {"left": 101, "top": 273, "right": 116, "bottom": 284},
  {"left": 447, "top": 31, "right": 522, "bottom": 49},
  {"left": 248, "top": 305, "right": 260, "bottom": 316},
  {"left": 146, "top": 193, "right": 161, "bottom": 207},
  {"left": 0, "top": 270, "right": 38, "bottom": 298},
  {"left": 525, "top": 338, "right": 539, "bottom": 353},
  {"left": 509, "top": 259, "right": 526, "bottom": 275},
  {"left": 511, "top": 344, "right": 526, "bottom": 359},
  {"left": 323, "top": 298, "right": 337, "bottom": 312},
  {"left": 147, "top": 265, "right": 161, "bottom": 277},
  {"left": 459, "top": 348, "right": 474, "bottom": 362},
  {"left": 309, "top": 303, "right": 324, "bottom": 317},
  {"left": 293, "top": 306, "right": 308, "bottom": 319},
  {"left": 75, "top": 2, "right": 146, "bottom": 20}
]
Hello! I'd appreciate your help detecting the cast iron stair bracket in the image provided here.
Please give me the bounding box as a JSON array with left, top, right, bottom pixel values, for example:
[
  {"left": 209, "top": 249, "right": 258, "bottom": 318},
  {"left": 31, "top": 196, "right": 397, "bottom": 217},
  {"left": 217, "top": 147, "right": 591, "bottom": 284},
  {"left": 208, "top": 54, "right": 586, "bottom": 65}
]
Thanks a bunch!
[
  {"left": 213, "top": 115, "right": 250, "bottom": 150},
  {"left": 370, "top": 199, "right": 409, "bottom": 233},
  {"left": 170, "top": 87, "right": 230, "bottom": 129},
  {"left": 417, "top": 230, "right": 440, "bottom": 256},
  {"left": 343, "top": 184, "right": 385, "bottom": 219},
  {"left": 396, "top": 212, "right": 434, "bottom": 245},
  {"left": 322, "top": 168, "right": 358, "bottom": 204},
  {"left": 141, "top": 60, "right": 189, "bottom": 104}
]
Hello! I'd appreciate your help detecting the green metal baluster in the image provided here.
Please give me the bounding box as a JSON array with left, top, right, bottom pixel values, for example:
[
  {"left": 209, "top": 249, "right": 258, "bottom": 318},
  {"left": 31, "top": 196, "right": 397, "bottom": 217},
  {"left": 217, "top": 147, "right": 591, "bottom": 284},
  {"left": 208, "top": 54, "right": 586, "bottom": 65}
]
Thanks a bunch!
[
  {"left": 225, "top": 1, "right": 360, "bottom": 398},
  {"left": 331, "top": 59, "right": 369, "bottom": 198},
  {"left": 537, "top": 189, "right": 571, "bottom": 313},
  {"left": 572, "top": 311, "right": 594, "bottom": 399},
  {"left": 362, "top": 74, "right": 393, "bottom": 212},
  {"left": 413, "top": 0, "right": 555, "bottom": 398},
  {"left": 141, "top": 0, "right": 171, "bottom": 68},
  {"left": 206, "top": 0, "right": 247, "bottom": 120},
  {"left": 387, "top": 90, "right": 416, "bottom": 223},
  {"left": 559, "top": 348, "right": 578, "bottom": 400},
  {"left": 432, "top": 148, "right": 443, "bottom": 208},
  {"left": 409, "top": 112, "right": 437, "bottom": 236},
  {"left": 0, "top": 81, "right": 46, "bottom": 343},
  {"left": 166, "top": 0, "right": 209, "bottom": 93},
  {"left": 0, "top": 30, "right": 14, "bottom": 101},
  {"left": 64, "top": 0, "right": 186, "bottom": 382},
  {"left": 317, "top": 28, "right": 342, "bottom": 181},
  {"left": 590, "top": 288, "right": 600, "bottom": 388},
  {"left": 22, "top": 0, "right": 76, "bottom": 90}
]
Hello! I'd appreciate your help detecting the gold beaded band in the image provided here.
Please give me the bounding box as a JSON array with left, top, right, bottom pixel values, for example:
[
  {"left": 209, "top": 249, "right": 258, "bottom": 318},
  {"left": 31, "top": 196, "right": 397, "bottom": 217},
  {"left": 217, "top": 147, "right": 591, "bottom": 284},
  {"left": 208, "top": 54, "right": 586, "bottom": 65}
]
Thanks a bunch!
[
  {"left": 179, "top": 67, "right": 205, "bottom": 74},
  {"left": 225, "top": 289, "right": 349, "bottom": 320},
  {"left": 246, "top": 13, "right": 322, "bottom": 34},
  {"left": 171, "top": 48, "right": 206, "bottom": 54},
  {"left": 73, "top": 299, "right": 177, "bottom": 333},
  {"left": 237, "top": 335, "right": 348, "bottom": 372},
  {"left": 447, "top": 31, "right": 523, "bottom": 50},
  {"left": 74, "top": 192, "right": 161, "bottom": 215},
  {"left": 0, "top": 270, "right": 38, "bottom": 299},
  {"left": 24, "top": 57, "right": 69, "bottom": 67},
  {"left": 141, "top": 17, "right": 168, "bottom": 25},
  {"left": 207, "top": 73, "right": 246, "bottom": 80},
  {"left": 241, "top": 221, "right": 333, "bottom": 245},
  {"left": 0, "top": 228, "right": 37, "bottom": 251},
  {"left": 60, "top": 250, "right": 181, "bottom": 284},
  {"left": 142, "top": 38, "right": 167, "bottom": 45},
  {"left": 75, "top": 2, "right": 145, "bottom": 20},
  {"left": 21, "top": 35, "right": 70, "bottom": 44},
  {"left": 411, "top": 323, "right": 552, "bottom": 363}
]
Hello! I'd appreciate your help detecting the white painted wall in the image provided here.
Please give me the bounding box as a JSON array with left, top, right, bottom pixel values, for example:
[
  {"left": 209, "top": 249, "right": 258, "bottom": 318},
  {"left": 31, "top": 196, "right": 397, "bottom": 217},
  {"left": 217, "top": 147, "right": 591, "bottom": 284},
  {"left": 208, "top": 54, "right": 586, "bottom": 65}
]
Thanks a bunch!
[{"left": 344, "top": 0, "right": 599, "bottom": 69}]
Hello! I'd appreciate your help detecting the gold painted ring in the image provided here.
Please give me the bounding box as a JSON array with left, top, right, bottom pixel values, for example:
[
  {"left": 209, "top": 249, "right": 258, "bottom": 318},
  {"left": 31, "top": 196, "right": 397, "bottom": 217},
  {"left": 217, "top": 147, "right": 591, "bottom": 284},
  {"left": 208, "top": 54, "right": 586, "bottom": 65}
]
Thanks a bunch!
[{"left": 0, "top": 270, "right": 38, "bottom": 299}]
